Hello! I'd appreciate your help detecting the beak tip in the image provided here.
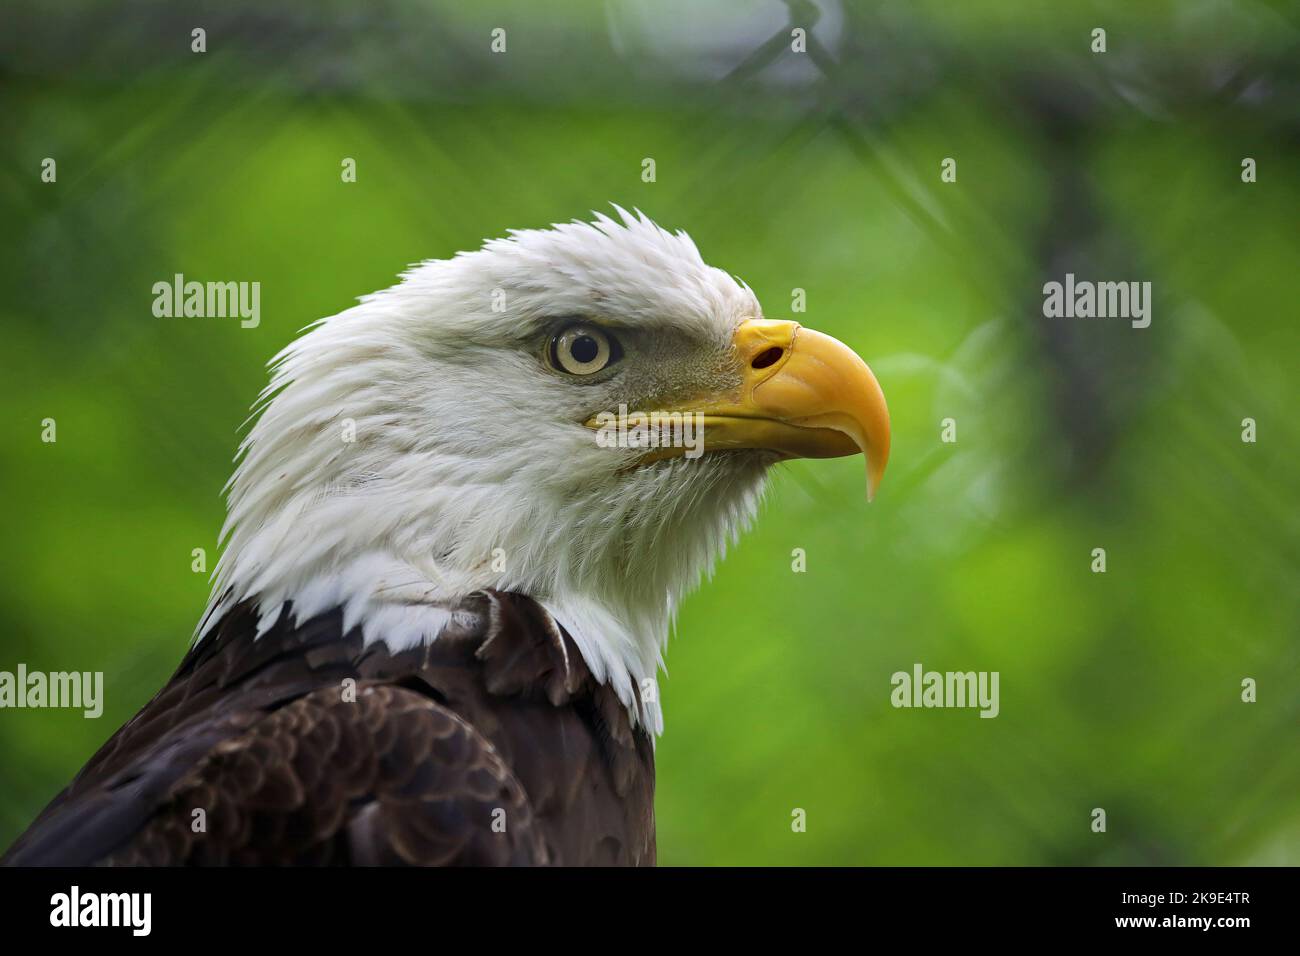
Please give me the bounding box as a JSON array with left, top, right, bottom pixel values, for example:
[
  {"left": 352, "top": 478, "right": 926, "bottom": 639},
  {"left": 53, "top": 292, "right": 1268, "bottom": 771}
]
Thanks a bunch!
[{"left": 865, "top": 453, "right": 887, "bottom": 503}]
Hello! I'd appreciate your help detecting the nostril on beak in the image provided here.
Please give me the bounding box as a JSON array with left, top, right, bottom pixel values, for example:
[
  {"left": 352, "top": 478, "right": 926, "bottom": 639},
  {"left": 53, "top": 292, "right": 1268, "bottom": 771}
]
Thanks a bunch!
[{"left": 751, "top": 346, "right": 784, "bottom": 370}]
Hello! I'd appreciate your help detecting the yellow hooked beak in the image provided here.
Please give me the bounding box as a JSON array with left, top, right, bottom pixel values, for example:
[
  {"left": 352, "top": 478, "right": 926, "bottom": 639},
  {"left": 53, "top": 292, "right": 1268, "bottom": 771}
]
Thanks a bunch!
[{"left": 587, "top": 319, "right": 891, "bottom": 500}]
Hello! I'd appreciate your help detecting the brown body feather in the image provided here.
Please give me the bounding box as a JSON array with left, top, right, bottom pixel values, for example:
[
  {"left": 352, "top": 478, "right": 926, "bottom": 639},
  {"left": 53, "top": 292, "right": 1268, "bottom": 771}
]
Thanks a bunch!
[{"left": 2, "top": 591, "right": 655, "bottom": 866}]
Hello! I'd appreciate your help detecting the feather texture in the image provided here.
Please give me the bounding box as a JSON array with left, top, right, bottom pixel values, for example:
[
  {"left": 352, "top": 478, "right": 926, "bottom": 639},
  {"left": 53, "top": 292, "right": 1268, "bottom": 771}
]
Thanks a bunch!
[{"left": 3, "top": 591, "right": 655, "bottom": 866}]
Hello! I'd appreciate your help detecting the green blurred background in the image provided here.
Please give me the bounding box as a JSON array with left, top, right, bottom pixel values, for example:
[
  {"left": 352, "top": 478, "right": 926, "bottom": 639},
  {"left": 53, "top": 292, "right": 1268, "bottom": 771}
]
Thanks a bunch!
[{"left": 1, "top": 0, "right": 1297, "bottom": 864}]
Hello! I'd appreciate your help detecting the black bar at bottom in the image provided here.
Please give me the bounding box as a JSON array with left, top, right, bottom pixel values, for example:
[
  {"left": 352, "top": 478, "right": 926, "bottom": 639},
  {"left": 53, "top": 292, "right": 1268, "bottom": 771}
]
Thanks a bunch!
[{"left": 0, "top": 866, "right": 1282, "bottom": 941}]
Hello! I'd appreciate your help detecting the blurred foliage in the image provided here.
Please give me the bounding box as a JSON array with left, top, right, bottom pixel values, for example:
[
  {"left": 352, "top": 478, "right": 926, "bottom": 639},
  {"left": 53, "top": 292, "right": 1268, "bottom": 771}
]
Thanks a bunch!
[{"left": 0, "top": 0, "right": 1297, "bottom": 864}]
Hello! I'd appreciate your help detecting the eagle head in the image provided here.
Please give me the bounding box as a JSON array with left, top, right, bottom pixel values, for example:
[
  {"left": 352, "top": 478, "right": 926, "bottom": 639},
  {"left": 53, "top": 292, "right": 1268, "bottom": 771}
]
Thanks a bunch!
[{"left": 204, "top": 207, "right": 889, "bottom": 731}]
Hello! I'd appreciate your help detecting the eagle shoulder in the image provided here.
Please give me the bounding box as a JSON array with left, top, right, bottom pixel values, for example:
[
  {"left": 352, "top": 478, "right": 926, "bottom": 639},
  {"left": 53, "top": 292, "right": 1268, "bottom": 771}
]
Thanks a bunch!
[
  {"left": 103, "top": 684, "right": 547, "bottom": 866},
  {"left": 2, "top": 591, "right": 654, "bottom": 866}
]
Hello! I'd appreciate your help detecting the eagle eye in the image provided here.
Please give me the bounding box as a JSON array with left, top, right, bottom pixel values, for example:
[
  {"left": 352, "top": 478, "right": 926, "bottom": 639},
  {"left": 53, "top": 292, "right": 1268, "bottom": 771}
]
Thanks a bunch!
[{"left": 549, "top": 324, "right": 621, "bottom": 376}]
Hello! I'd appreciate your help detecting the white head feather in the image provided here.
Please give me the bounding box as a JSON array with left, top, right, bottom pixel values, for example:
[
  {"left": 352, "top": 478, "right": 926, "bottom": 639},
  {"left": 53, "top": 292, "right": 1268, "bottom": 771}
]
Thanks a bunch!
[{"left": 200, "top": 208, "right": 770, "bottom": 733}]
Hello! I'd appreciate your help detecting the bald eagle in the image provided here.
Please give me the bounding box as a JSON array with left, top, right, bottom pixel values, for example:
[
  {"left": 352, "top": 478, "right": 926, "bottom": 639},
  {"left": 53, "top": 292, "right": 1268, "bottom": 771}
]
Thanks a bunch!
[{"left": 3, "top": 209, "right": 889, "bottom": 866}]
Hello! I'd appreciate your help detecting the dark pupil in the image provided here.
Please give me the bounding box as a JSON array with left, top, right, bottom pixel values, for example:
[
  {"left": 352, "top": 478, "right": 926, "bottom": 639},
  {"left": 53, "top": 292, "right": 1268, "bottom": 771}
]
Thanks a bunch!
[{"left": 570, "top": 335, "right": 599, "bottom": 364}]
